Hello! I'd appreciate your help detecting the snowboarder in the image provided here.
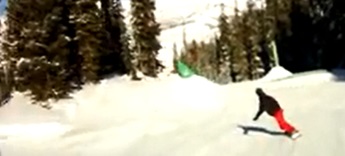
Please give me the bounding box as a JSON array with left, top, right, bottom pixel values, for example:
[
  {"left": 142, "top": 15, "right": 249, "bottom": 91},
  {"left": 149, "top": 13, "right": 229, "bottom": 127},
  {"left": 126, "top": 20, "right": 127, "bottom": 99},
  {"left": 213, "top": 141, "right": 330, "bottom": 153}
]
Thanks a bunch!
[{"left": 253, "top": 88, "right": 301, "bottom": 139}]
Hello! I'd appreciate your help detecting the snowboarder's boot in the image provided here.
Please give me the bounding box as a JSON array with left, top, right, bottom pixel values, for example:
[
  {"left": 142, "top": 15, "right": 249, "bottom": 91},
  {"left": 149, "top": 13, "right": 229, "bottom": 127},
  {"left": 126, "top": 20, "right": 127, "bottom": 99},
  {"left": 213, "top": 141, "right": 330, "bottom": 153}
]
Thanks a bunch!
[{"left": 285, "top": 130, "right": 301, "bottom": 140}]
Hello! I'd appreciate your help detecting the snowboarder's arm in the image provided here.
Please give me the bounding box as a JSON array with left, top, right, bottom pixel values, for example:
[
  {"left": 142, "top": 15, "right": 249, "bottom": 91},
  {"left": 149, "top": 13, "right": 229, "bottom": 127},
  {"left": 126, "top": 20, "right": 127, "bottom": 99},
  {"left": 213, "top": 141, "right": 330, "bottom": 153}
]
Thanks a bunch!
[{"left": 253, "top": 103, "right": 264, "bottom": 121}]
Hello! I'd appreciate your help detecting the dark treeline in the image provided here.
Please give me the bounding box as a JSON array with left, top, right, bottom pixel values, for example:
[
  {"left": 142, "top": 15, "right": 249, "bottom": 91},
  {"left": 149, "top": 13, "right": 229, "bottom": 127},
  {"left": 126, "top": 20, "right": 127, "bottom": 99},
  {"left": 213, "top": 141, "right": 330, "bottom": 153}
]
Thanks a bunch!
[
  {"left": 0, "top": 0, "right": 162, "bottom": 106},
  {"left": 276, "top": 0, "right": 345, "bottom": 72},
  {"left": 178, "top": 0, "right": 345, "bottom": 84}
]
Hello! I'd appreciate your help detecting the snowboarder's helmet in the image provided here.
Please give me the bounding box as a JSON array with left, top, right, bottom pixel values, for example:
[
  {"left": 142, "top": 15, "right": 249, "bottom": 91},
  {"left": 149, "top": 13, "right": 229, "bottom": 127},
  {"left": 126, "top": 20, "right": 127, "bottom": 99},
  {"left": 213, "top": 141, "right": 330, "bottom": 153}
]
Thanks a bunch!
[{"left": 255, "top": 88, "right": 265, "bottom": 95}]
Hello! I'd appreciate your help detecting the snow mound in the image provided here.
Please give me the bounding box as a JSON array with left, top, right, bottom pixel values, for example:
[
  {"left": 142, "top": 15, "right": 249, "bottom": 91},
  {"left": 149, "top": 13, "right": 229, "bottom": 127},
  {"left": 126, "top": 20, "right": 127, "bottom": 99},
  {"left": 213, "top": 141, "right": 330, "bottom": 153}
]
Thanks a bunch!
[
  {"left": 253, "top": 69, "right": 345, "bottom": 91},
  {"left": 259, "top": 66, "right": 293, "bottom": 81},
  {"left": 70, "top": 74, "right": 224, "bottom": 130}
]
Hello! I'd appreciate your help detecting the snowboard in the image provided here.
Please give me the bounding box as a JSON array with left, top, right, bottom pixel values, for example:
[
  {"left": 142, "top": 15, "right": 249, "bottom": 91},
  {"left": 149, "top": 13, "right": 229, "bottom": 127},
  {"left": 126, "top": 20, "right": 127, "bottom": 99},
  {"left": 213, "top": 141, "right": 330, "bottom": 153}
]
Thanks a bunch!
[{"left": 237, "top": 124, "right": 302, "bottom": 140}]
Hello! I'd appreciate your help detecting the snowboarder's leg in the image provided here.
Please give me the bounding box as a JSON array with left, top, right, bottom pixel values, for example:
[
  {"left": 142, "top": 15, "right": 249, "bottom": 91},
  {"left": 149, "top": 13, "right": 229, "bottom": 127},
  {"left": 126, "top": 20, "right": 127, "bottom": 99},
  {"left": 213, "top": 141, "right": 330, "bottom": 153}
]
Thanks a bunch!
[{"left": 273, "top": 109, "right": 296, "bottom": 134}]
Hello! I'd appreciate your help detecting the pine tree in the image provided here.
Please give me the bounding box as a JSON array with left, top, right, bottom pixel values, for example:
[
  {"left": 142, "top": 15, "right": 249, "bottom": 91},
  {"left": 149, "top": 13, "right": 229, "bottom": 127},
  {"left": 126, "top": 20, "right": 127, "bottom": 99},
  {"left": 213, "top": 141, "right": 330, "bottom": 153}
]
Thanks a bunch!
[
  {"left": 2, "top": 0, "right": 80, "bottom": 105},
  {"left": 257, "top": 0, "right": 275, "bottom": 72},
  {"left": 111, "top": 0, "right": 139, "bottom": 80},
  {"left": 0, "top": 18, "right": 12, "bottom": 105},
  {"left": 229, "top": 0, "right": 250, "bottom": 82},
  {"left": 70, "top": 0, "right": 104, "bottom": 83},
  {"left": 45, "top": 0, "right": 82, "bottom": 98},
  {"left": 99, "top": 0, "right": 128, "bottom": 77},
  {"left": 243, "top": 0, "right": 265, "bottom": 80},
  {"left": 216, "top": 3, "right": 231, "bottom": 82},
  {"left": 264, "top": 0, "right": 292, "bottom": 69},
  {"left": 130, "top": 0, "right": 164, "bottom": 77},
  {"left": 2, "top": 0, "right": 26, "bottom": 90}
]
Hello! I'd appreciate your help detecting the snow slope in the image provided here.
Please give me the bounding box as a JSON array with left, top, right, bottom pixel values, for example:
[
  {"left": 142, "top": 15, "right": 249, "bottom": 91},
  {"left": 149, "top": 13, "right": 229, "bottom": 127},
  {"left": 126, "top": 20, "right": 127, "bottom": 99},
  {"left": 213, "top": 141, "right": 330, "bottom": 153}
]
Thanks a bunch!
[
  {"left": 0, "top": 92, "right": 72, "bottom": 141},
  {"left": 1, "top": 69, "right": 345, "bottom": 156}
]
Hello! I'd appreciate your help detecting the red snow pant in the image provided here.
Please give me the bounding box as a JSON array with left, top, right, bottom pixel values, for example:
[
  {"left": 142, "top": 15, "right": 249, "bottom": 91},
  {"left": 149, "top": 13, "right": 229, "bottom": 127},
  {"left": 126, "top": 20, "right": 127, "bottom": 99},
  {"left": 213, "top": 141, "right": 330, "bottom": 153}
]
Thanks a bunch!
[{"left": 273, "top": 109, "right": 295, "bottom": 133}]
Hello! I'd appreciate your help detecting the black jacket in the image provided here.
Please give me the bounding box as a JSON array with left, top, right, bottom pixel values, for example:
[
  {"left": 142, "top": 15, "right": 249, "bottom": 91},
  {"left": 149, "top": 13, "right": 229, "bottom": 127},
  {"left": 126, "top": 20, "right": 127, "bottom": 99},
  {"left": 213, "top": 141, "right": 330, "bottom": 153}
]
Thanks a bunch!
[{"left": 253, "top": 88, "right": 281, "bottom": 121}]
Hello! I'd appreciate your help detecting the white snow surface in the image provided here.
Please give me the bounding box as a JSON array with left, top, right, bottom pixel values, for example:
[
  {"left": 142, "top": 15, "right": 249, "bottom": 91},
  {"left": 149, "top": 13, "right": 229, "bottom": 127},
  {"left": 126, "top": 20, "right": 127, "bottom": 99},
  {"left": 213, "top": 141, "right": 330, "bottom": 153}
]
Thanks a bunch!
[
  {"left": 0, "top": 69, "right": 345, "bottom": 155},
  {"left": 0, "top": 92, "right": 73, "bottom": 141}
]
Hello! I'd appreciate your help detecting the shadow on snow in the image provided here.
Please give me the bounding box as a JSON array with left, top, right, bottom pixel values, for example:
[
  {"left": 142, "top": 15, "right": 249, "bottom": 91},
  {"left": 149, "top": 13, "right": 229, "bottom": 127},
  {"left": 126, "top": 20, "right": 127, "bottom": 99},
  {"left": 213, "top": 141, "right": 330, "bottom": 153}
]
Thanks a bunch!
[{"left": 237, "top": 124, "right": 288, "bottom": 137}]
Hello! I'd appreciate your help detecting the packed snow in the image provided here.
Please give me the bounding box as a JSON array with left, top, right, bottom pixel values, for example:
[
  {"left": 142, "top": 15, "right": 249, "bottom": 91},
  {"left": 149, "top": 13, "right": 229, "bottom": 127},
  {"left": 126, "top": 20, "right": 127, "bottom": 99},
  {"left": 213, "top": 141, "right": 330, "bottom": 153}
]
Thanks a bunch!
[{"left": 0, "top": 67, "right": 345, "bottom": 155}]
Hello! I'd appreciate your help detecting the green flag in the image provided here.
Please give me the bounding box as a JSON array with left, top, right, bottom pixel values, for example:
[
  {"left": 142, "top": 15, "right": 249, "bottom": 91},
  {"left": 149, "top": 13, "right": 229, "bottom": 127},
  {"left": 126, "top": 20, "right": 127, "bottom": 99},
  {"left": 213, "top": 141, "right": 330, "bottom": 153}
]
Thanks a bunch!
[{"left": 175, "top": 60, "right": 194, "bottom": 78}]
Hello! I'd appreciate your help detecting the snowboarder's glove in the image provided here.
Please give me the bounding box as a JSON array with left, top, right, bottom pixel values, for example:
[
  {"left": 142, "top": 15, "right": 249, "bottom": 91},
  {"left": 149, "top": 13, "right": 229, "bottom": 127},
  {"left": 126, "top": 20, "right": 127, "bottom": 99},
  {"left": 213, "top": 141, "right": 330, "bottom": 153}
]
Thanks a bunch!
[{"left": 253, "top": 117, "right": 258, "bottom": 121}]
